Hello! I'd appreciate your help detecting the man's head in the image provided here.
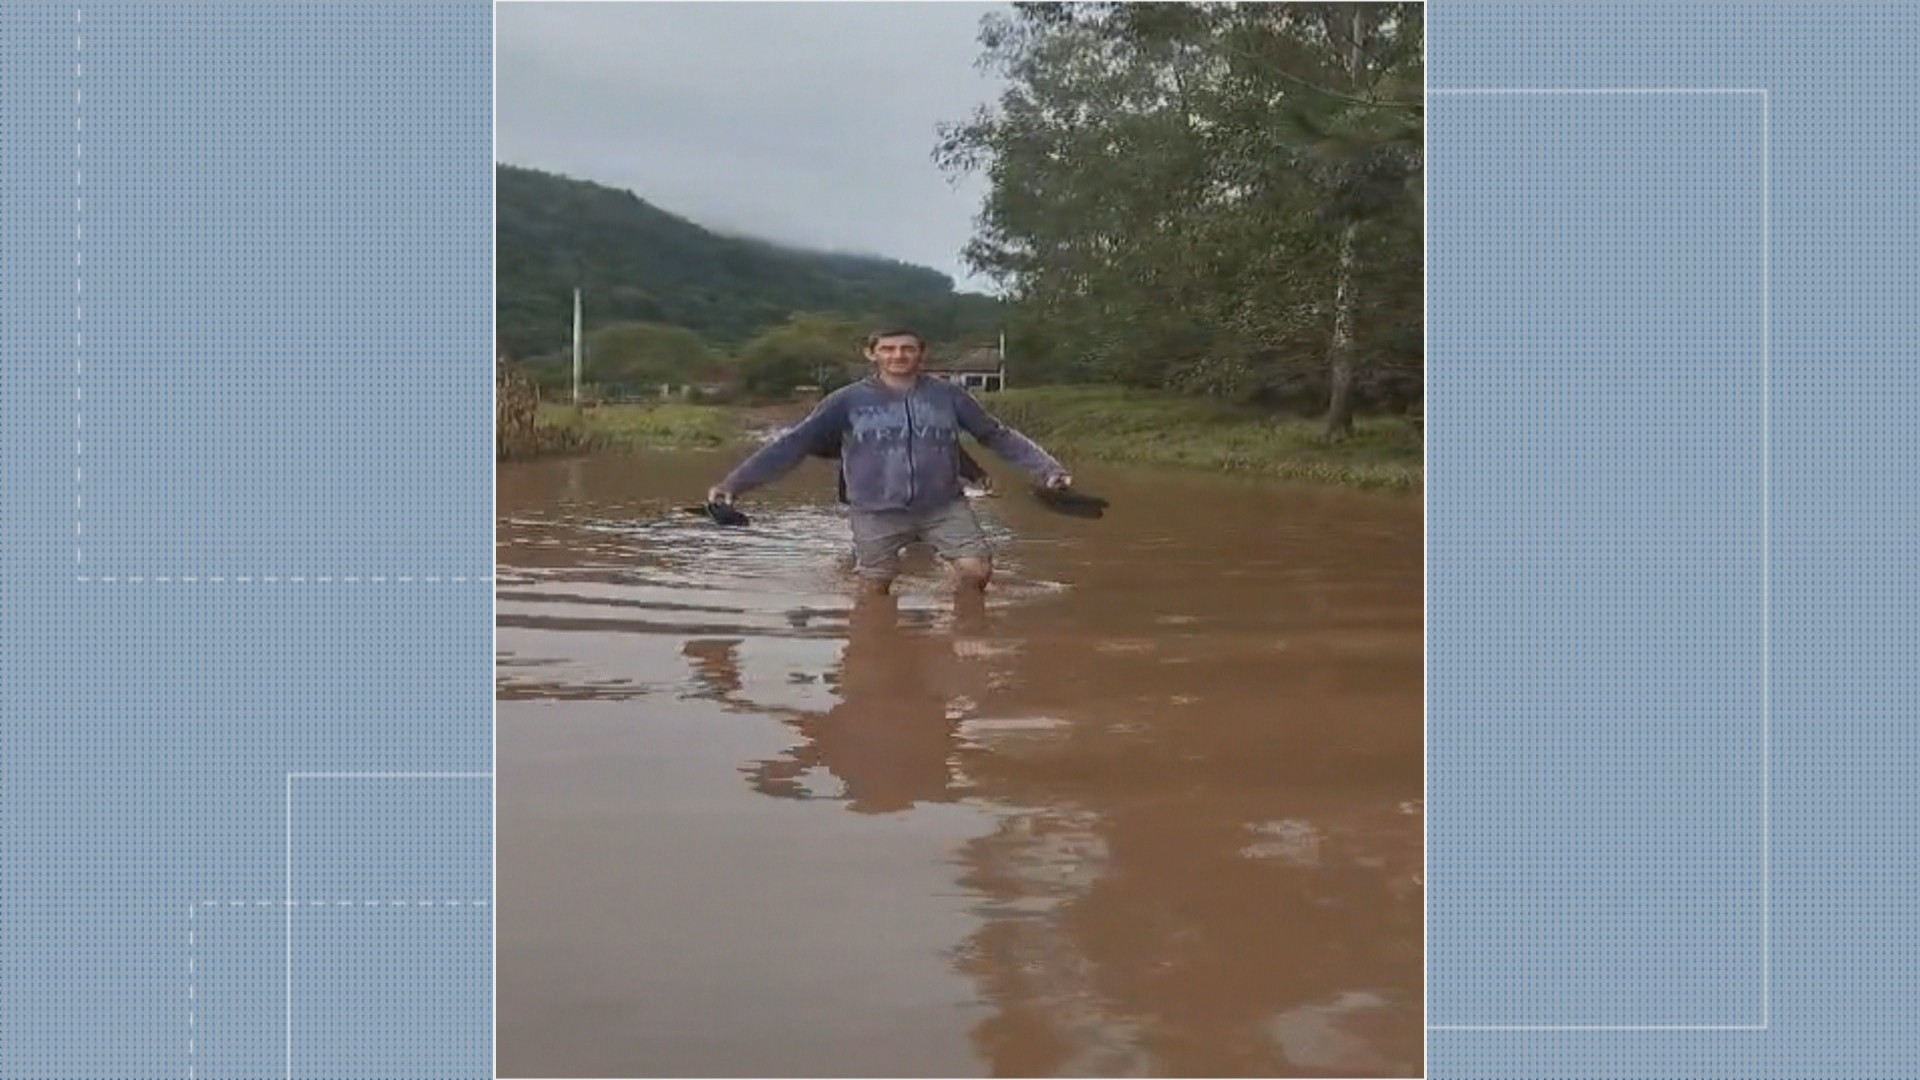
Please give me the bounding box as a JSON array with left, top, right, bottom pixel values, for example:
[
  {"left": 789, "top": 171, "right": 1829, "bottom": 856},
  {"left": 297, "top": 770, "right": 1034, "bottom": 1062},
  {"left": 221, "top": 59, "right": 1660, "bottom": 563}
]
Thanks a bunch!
[{"left": 864, "top": 328, "right": 926, "bottom": 378}]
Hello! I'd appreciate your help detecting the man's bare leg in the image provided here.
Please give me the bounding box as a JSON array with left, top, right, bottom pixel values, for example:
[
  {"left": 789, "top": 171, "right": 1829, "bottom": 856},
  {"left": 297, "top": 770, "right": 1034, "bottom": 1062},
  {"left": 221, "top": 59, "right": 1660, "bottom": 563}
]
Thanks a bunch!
[
  {"left": 948, "top": 557, "right": 991, "bottom": 631},
  {"left": 950, "top": 556, "right": 992, "bottom": 593}
]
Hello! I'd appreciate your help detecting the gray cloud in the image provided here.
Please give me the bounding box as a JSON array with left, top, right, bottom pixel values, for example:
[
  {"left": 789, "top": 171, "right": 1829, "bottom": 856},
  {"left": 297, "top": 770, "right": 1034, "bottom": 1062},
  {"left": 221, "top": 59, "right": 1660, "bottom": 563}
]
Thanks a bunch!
[{"left": 497, "top": 2, "right": 1009, "bottom": 291}]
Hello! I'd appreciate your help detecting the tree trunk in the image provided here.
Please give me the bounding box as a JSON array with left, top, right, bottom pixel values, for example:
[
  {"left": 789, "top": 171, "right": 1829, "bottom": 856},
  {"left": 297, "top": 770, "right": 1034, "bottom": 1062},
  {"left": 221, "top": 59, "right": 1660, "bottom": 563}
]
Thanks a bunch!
[
  {"left": 1321, "top": 5, "right": 1367, "bottom": 442},
  {"left": 1324, "top": 220, "right": 1358, "bottom": 440}
]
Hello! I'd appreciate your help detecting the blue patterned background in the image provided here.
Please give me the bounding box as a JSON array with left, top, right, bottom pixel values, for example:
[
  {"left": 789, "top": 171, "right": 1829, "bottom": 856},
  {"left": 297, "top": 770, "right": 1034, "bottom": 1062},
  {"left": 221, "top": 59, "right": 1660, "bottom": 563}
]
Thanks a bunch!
[
  {"left": 0, "top": 4, "right": 492, "bottom": 1077},
  {"left": 7, "top": 2, "right": 1920, "bottom": 1076},
  {"left": 1431, "top": 2, "right": 1920, "bottom": 1076}
]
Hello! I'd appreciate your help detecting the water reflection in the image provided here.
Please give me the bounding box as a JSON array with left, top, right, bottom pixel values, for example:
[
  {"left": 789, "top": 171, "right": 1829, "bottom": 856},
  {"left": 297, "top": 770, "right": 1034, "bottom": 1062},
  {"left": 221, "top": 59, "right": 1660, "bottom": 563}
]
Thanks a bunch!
[
  {"left": 942, "top": 619, "right": 1421, "bottom": 1076},
  {"left": 501, "top": 451, "right": 1423, "bottom": 1077},
  {"left": 681, "top": 637, "right": 745, "bottom": 700},
  {"left": 733, "top": 594, "right": 971, "bottom": 814},
  {"left": 698, "top": 594, "right": 1422, "bottom": 1076}
]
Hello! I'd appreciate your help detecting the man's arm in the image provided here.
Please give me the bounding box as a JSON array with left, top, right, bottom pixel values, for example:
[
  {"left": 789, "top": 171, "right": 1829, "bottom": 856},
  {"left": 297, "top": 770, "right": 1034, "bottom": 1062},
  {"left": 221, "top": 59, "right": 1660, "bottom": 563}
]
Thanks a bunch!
[
  {"left": 711, "top": 394, "right": 848, "bottom": 501},
  {"left": 950, "top": 389, "right": 1069, "bottom": 486},
  {"left": 807, "top": 426, "right": 844, "bottom": 461}
]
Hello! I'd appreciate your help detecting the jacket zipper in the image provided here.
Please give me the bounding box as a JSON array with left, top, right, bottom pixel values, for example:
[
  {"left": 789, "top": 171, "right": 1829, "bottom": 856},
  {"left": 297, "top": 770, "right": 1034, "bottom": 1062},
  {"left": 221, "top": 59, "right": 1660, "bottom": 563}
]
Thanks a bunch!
[{"left": 902, "top": 386, "right": 916, "bottom": 506}]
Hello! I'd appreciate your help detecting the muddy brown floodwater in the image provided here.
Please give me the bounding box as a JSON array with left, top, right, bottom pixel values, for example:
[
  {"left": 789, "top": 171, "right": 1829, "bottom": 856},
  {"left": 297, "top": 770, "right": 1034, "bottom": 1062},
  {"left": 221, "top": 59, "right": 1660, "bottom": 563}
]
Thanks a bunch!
[{"left": 498, "top": 448, "right": 1423, "bottom": 1078}]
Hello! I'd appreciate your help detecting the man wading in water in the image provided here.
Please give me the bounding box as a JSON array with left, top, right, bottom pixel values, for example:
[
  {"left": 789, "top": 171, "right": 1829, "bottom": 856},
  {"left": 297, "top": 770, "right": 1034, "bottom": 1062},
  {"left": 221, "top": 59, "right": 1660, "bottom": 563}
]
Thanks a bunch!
[{"left": 708, "top": 328, "right": 1073, "bottom": 597}]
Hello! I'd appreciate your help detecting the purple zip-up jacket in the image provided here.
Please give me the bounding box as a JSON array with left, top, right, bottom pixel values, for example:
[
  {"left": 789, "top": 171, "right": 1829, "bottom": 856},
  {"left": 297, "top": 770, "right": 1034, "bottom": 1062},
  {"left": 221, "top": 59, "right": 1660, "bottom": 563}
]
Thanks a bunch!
[{"left": 718, "top": 376, "right": 1066, "bottom": 513}]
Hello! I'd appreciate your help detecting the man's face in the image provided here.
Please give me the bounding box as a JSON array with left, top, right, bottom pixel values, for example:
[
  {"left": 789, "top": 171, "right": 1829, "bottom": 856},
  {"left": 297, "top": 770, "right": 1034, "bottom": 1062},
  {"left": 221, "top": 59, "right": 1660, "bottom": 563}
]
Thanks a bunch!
[{"left": 868, "top": 334, "right": 924, "bottom": 377}]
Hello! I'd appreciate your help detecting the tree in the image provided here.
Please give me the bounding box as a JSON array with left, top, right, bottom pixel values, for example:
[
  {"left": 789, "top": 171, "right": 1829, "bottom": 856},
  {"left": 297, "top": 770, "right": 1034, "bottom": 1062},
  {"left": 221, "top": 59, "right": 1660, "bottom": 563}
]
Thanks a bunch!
[
  {"left": 735, "top": 313, "right": 871, "bottom": 398},
  {"left": 938, "top": 5, "right": 1235, "bottom": 391},
  {"left": 937, "top": 2, "right": 1422, "bottom": 423},
  {"left": 585, "top": 321, "right": 718, "bottom": 397},
  {"left": 1215, "top": 3, "right": 1423, "bottom": 435}
]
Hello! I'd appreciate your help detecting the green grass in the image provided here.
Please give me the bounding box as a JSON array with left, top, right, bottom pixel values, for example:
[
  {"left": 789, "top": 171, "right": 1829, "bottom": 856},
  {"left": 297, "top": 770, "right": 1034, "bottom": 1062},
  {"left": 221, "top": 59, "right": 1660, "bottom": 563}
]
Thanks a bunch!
[
  {"left": 980, "top": 386, "right": 1423, "bottom": 492},
  {"left": 507, "top": 389, "right": 1422, "bottom": 492},
  {"left": 531, "top": 403, "right": 746, "bottom": 451}
]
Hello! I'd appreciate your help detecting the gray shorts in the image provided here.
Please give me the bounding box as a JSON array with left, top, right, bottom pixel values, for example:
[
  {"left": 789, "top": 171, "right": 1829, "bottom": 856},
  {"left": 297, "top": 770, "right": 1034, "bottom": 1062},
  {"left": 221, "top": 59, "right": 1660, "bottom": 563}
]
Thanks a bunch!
[{"left": 849, "top": 500, "right": 991, "bottom": 579}]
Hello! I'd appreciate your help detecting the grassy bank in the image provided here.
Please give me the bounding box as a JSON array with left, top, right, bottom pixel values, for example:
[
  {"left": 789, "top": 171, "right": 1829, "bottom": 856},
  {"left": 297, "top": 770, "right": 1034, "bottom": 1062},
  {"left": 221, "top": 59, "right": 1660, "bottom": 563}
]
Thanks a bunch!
[
  {"left": 523, "top": 403, "right": 748, "bottom": 454},
  {"left": 503, "top": 389, "right": 1423, "bottom": 493},
  {"left": 981, "top": 386, "right": 1422, "bottom": 492}
]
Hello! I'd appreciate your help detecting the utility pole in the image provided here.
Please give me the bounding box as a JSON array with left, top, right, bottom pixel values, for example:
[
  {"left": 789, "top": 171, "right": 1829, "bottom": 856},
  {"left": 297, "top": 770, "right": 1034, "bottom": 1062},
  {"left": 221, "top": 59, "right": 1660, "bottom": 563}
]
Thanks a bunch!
[
  {"left": 998, "top": 328, "right": 1008, "bottom": 390},
  {"left": 571, "top": 288, "right": 583, "bottom": 407}
]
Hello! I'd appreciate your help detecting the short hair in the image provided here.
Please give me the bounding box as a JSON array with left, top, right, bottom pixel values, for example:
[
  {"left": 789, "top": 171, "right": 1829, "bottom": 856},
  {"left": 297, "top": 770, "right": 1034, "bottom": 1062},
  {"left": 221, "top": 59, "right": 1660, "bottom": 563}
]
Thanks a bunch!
[{"left": 864, "top": 327, "right": 924, "bottom": 349}]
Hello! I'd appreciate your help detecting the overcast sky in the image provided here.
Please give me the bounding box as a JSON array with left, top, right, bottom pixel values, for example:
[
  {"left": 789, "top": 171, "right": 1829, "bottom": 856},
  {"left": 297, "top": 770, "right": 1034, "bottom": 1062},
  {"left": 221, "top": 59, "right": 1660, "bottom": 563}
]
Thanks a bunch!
[{"left": 497, "top": 2, "right": 1010, "bottom": 292}]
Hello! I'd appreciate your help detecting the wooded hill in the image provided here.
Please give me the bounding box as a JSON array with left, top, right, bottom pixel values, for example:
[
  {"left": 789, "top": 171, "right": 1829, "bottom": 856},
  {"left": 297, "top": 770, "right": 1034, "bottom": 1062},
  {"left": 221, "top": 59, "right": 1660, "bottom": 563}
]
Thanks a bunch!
[{"left": 497, "top": 164, "right": 1002, "bottom": 362}]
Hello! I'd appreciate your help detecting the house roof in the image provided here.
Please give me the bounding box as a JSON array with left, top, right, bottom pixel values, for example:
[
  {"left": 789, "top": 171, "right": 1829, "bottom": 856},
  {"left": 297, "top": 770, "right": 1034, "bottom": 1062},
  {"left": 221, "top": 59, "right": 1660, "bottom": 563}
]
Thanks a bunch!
[{"left": 927, "top": 346, "right": 1004, "bottom": 373}]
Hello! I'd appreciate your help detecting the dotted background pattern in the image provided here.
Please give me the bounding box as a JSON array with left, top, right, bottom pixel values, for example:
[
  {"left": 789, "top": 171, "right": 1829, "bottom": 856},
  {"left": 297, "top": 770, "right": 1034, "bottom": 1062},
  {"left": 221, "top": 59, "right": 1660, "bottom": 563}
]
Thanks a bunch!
[
  {"left": 0, "top": 5, "right": 493, "bottom": 1078},
  {"left": 1429, "top": 90, "right": 1768, "bottom": 1028},
  {"left": 1430, "top": 3, "right": 1920, "bottom": 1076}
]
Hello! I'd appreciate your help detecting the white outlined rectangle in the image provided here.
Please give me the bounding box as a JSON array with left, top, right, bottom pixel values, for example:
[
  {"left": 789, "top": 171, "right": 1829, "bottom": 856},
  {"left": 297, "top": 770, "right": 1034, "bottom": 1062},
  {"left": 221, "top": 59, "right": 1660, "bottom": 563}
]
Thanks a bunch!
[
  {"left": 62, "top": 6, "right": 491, "bottom": 587},
  {"left": 1425, "top": 87, "right": 1770, "bottom": 1034},
  {"left": 284, "top": 772, "right": 492, "bottom": 1079}
]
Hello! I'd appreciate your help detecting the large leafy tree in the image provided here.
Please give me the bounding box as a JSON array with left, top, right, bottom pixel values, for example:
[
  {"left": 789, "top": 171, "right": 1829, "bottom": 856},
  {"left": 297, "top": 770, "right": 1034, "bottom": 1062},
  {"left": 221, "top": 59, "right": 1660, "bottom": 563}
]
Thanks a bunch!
[
  {"left": 938, "top": 2, "right": 1421, "bottom": 430},
  {"left": 1221, "top": 3, "right": 1422, "bottom": 434}
]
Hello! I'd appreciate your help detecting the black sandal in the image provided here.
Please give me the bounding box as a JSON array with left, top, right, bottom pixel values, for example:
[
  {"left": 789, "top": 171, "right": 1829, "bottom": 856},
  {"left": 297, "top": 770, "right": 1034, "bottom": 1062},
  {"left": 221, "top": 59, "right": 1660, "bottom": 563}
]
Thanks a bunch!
[
  {"left": 1031, "top": 486, "right": 1108, "bottom": 519},
  {"left": 680, "top": 502, "right": 752, "bottom": 527}
]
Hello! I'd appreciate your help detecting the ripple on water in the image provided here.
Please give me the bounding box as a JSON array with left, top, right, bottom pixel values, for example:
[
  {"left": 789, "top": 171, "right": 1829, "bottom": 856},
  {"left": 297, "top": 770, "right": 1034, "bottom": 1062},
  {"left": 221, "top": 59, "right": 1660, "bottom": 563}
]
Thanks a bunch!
[
  {"left": 1240, "top": 819, "right": 1323, "bottom": 866},
  {"left": 500, "top": 458, "right": 1424, "bottom": 1078},
  {"left": 498, "top": 499, "right": 1068, "bottom": 703},
  {"left": 1266, "top": 991, "right": 1415, "bottom": 1076}
]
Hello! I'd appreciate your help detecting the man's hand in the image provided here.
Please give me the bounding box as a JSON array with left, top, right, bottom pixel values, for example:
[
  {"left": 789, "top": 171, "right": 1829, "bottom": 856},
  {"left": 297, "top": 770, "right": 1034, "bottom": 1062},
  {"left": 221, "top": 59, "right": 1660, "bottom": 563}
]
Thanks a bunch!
[
  {"left": 707, "top": 485, "right": 734, "bottom": 506},
  {"left": 1044, "top": 472, "right": 1073, "bottom": 491}
]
